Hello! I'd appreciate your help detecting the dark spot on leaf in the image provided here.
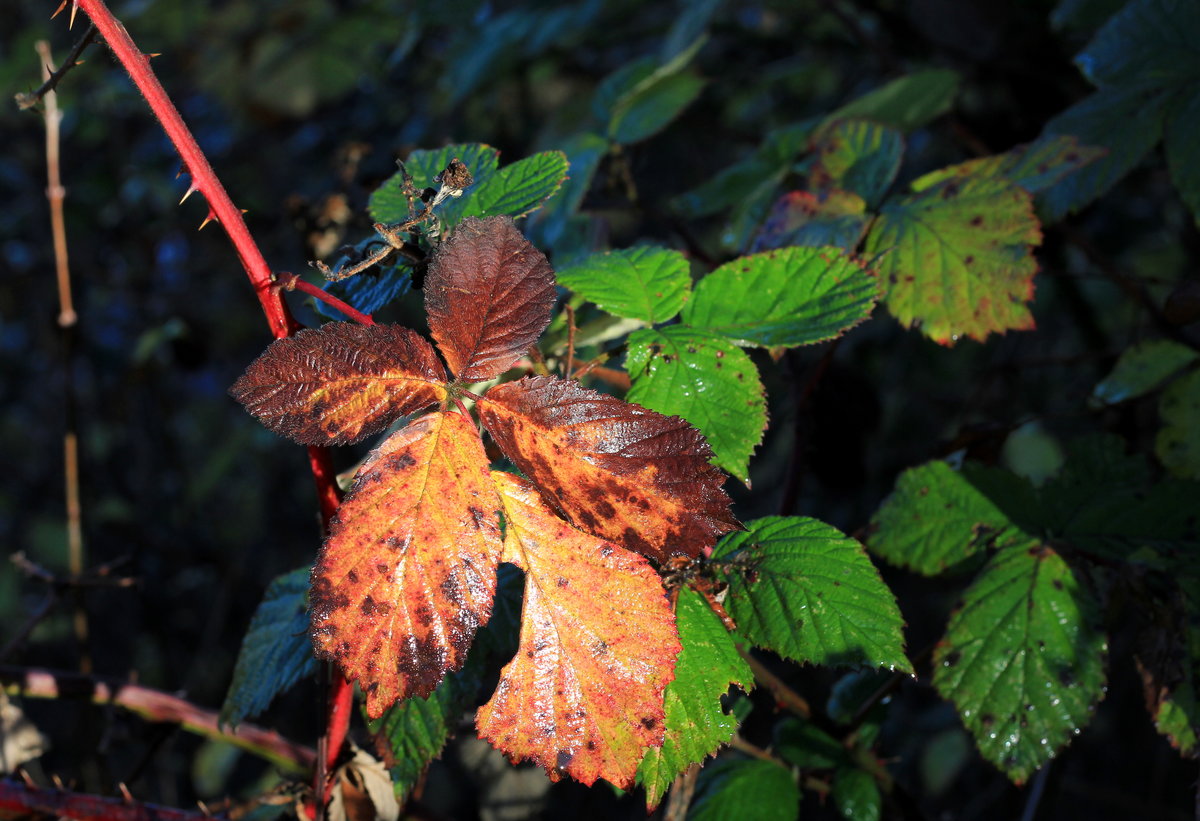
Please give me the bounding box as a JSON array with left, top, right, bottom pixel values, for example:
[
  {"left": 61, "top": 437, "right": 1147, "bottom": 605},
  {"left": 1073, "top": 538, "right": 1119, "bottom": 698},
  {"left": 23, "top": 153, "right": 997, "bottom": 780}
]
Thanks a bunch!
[
  {"left": 970, "top": 215, "right": 983, "bottom": 226},
  {"left": 593, "top": 640, "right": 609, "bottom": 656},
  {"left": 376, "top": 562, "right": 389, "bottom": 575},
  {"left": 361, "top": 596, "right": 376, "bottom": 615},
  {"left": 468, "top": 505, "right": 487, "bottom": 530},
  {"left": 640, "top": 717, "right": 657, "bottom": 730},
  {"left": 600, "top": 545, "right": 613, "bottom": 557},
  {"left": 964, "top": 255, "right": 974, "bottom": 264},
  {"left": 715, "top": 350, "right": 725, "bottom": 359},
  {"left": 981, "top": 713, "right": 995, "bottom": 728},
  {"left": 347, "top": 569, "right": 359, "bottom": 584},
  {"left": 944, "top": 651, "right": 961, "bottom": 667},
  {"left": 389, "top": 452, "right": 417, "bottom": 470},
  {"left": 1052, "top": 579, "right": 1064, "bottom": 590},
  {"left": 556, "top": 750, "right": 573, "bottom": 769},
  {"left": 556, "top": 577, "right": 569, "bottom": 587},
  {"left": 687, "top": 346, "right": 697, "bottom": 354},
  {"left": 586, "top": 740, "right": 597, "bottom": 751}
]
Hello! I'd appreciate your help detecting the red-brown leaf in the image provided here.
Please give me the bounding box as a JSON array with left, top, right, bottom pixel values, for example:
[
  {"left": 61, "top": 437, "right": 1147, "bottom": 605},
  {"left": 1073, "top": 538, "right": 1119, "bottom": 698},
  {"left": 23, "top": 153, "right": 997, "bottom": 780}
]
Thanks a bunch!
[
  {"left": 425, "top": 216, "right": 557, "bottom": 381},
  {"left": 478, "top": 376, "right": 740, "bottom": 562},
  {"left": 230, "top": 322, "right": 447, "bottom": 445},
  {"left": 477, "top": 472, "right": 680, "bottom": 789},
  {"left": 310, "top": 411, "right": 502, "bottom": 718}
]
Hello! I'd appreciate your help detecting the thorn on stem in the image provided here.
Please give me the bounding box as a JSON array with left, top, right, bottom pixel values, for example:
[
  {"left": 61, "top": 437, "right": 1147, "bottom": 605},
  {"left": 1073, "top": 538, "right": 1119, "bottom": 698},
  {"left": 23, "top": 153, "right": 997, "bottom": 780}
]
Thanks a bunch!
[
  {"left": 69, "top": 1, "right": 79, "bottom": 29},
  {"left": 198, "top": 212, "right": 217, "bottom": 231},
  {"left": 51, "top": 0, "right": 68, "bottom": 19},
  {"left": 179, "top": 185, "right": 198, "bottom": 205}
]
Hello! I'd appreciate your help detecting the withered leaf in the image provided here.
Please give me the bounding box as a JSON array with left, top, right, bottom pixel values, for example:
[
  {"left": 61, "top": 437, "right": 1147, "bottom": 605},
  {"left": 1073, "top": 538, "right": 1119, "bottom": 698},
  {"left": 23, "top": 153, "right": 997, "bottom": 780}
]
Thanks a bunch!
[
  {"left": 425, "top": 216, "right": 557, "bottom": 381},
  {"left": 477, "top": 472, "right": 680, "bottom": 789},
  {"left": 311, "top": 411, "right": 502, "bottom": 718},
  {"left": 478, "top": 376, "right": 740, "bottom": 562},
  {"left": 230, "top": 323, "right": 447, "bottom": 445}
]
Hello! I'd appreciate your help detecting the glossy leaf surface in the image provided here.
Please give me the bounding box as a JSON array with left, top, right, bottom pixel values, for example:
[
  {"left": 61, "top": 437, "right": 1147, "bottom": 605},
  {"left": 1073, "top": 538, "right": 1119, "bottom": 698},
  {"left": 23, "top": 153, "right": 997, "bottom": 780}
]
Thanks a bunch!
[
  {"left": 479, "top": 376, "right": 739, "bottom": 561},
  {"left": 712, "top": 517, "right": 911, "bottom": 672},
  {"left": 682, "top": 246, "right": 878, "bottom": 348},
  {"left": 311, "top": 411, "right": 502, "bottom": 718},
  {"left": 933, "top": 544, "right": 1107, "bottom": 783},
  {"left": 220, "top": 567, "right": 319, "bottom": 727},
  {"left": 864, "top": 173, "right": 1041, "bottom": 345},
  {"left": 425, "top": 216, "right": 557, "bottom": 381},
  {"left": 636, "top": 586, "right": 753, "bottom": 808},
  {"left": 229, "top": 323, "right": 447, "bottom": 445},
  {"left": 477, "top": 472, "right": 680, "bottom": 789},
  {"left": 625, "top": 327, "right": 766, "bottom": 484},
  {"left": 556, "top": 247, "right": 691, "bottom": 323}
]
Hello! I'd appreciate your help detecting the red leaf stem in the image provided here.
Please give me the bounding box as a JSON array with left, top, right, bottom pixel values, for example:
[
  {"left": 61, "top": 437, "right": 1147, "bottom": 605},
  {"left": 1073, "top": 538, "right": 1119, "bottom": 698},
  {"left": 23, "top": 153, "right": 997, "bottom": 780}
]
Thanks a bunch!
[{"left": 277, "top": 272, "right": 375, "bottom": 327}]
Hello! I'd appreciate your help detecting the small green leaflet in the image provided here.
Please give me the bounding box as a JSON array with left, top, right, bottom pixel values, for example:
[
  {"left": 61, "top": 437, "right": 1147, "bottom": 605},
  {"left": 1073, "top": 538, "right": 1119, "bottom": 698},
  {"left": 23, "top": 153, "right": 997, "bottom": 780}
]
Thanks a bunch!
[
  {"left": 827, "top": 69, "right": 960, "bottom": 133},
  {"left": 809, "top": 119, "right": 904, "bottom": 210},
  {"left": 220, "top": 567, "right": 318, "bottom": 728},
  {"left": 933, "top": 543, "right": 1107, "bottom": 784},
  {"left": 626, "top": 328, "right": 766, "bottom": 484},
  {"left": 595, "top": 44, "right": 706, "bottom": 145},
  {"left": 556, "top": 247, "right": 692, "bottom": 323},
  {"left": 867, "top": 461, "right": 1039, "bottom": 575},
  {"left": 712, "top": 517, "right": 912, "bottom": 673},
  {"left": 832, "top": 767, "right": 882, "bottom": 821},
  {"left": 864, "top": 172, "right": 1041, "bottom": 345},
  {"left": 1137, "top": 609, "right": 1199, "bottom": 756},
  {"left": 368, "top": 143, "right": 568, "bottom": 227},
  {"left": 1157, "top": 369, "right": 1200, "bottom": 479},
  {"left": 682, "top": 246, "right": 878, "bottom": 348},
  {"left": 635, "top": 586, "right": 753, "bottom": 810},
  {"left": 1092, "top": 339, "right": 1200, "bottom": 405},
  {"left": 1039, "top": 0, "right": 1200, "bottom": 221},
  {"left": 688, "top": 757, "right": 800, "bottom": 821}
]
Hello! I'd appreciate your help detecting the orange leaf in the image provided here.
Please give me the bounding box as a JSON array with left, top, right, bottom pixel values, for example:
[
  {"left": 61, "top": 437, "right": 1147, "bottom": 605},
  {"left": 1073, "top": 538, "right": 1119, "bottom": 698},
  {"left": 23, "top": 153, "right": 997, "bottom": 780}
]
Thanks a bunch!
[
  {"left": 311, "top": 411, "right": 502, "bottom": 718},
  {"left": 229, "top": 323, "right": 447, "bottom": 445},
  {"left": 477, "top": 471, "right": 681, "bottom": 789},
  {"left": 478, "top": 376, "right": 740, "bottom": 561},
  {"left": 425, "top": 216, "right": 557, "bottom": 381}
]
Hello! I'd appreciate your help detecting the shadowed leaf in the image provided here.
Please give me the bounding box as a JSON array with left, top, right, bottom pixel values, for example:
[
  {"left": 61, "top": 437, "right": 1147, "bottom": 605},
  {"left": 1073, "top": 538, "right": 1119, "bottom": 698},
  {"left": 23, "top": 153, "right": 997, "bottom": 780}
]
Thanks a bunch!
[
  {"left": 425, "top": 217, "right": 557, "bottom": 381},
  {"left": 477, "top": 472, "right": 680, "bottom": 789},
  {"left": 229, "top": 323, "right": 447, "bottom": 445},
  {"left": 311, "top": 411, "right": 502, "bottom": 718},
  {"left": 478, "top": 376, "right": 739, "bottom": 562}
]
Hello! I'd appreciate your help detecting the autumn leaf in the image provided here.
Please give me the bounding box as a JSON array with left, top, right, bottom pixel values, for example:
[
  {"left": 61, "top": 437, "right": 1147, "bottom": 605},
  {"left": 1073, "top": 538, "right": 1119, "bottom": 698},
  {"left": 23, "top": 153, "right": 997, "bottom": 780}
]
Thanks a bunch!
[
  {"left": 478, "top": 375, "right": 740, "bottom": 562},
  {"left": 311, "top": 411, "right": 503, "bottom": 718},
  {"left": 476, "top": 472, "right": 680, "bottom": 789},
  {"left": 230, "top": 323, "right": 447, "bottom": 445},
  {"left": 425, "top": 216, "right": 557, "bottom": 381}
]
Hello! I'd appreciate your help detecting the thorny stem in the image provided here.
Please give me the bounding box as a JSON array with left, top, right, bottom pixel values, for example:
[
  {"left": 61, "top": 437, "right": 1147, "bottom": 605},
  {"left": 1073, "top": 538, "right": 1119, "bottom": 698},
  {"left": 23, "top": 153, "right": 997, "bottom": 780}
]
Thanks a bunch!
[
  {"left": 66, "top": 1, "right": 350, "bottom": 813},
  {"left": 1, "top": 665, "right": 316, "bottom": 774},
  {"left": 14, "top": 22, "right": 96, "bottom": 110},
  {"left": 0, "top": 779, "right": 215, "bottom": 821}
]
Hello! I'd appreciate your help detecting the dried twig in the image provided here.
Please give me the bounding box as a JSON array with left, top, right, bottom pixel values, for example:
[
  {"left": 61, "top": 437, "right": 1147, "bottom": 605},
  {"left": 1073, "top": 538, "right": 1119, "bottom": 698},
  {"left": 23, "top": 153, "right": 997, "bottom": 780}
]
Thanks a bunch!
[{"left": 14, "top": 23, "right": 97, "bottom": 111}]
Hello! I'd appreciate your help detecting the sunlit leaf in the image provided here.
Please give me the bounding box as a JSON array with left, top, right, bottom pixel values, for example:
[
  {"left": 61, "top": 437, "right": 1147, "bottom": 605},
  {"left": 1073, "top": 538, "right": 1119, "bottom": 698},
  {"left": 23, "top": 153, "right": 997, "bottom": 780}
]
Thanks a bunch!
[
  {"left": 1157, "top": 369, "right": 1200, "bottom": 479},
  {"left": 912, "top": 135, "right": 1105, "bottom": 195},
  {"left": 636, "top": 586, "right": 753, "bottom": 808},
  {"left": 682, "top": 246, "right": 878, "bottom": 348},
  {"left": 933, "top": 543, "right": 1107, "bottom": 783},
  {"left": 466, "top": 151, "right": 570, "bottom": 221},
  {"left": 626, "top": 327, "right": 766, "bottom": 484},
  {"left": 688, "top": 757, "right": 800, "bottom": 821},
  {"left": 712, "top": 517, "right": 911, "bottom": 672},
  {"left": 220, "top": 568, "right": 318, "bottom": 727},
  {"left": 810, "top": 119, "right": 905, "bottom": 209},
  {"left": 556, "top": 247, "right": 691, "bottom": 324},
  {"left": 311, "top": 411, "right": 502, "bottom": 718},
  {"left": 864, "top": 172, "right": 1042, "bottom": 345},
  {"left": 369, "top": 143, "right": 500, "bottom": 226},
  {"left": 229, "top": 323, "right": 447, "bottom": 446},
  {"left": 477, "top": 472, "right": 680, "bottom": 789},
  {"left": 1092, "top": 339, "right": 1200, "bottom": 405},
  {"left": 478, "top": 376, "right": 739, "bottom": 562},
  {"left": 867, "top": 461, "right": 1039, "bottom": 575},
  {"left": 425, "top": 216, "right": 557, "bottom": 381}
]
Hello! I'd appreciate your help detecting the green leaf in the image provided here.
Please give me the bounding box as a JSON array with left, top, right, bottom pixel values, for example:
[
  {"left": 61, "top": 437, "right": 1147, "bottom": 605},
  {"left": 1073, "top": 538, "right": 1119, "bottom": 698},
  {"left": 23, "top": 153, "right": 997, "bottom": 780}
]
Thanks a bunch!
[
  {"left": 1141, "top": 611, "right": 1200, "bottom": 756},
  {"left": 1157, "top": 369, "right": 1200, "bottom": 479},
  {"left": 626, "top": 328, "right": 766, "bottom": 484},
  {"left": 688, "top": 758, "right": 800, "bottom": 821},
  {"left": 368, "top": 144, "right": 568, "bottom": 227},
  {"left": 609, "top": 70, "right": 706, "bottom": 145},
  {"left": 220, "top": 568, "right": 318, "bottom": 727},
  {"left": 832, "top": 767, "right": 882, "bottom": 821},
  {"left": 556, "top": 247, "right": 691, "bottom": 323},
  {"left": 868, "top": 461, "right": 1039, "bottom": 576},
  {"left": 682, "top": 246, "right": 878, "bottom": 348},
  {"left": 1091, "top": 339, "right": 1199, "bottom": 405},
  {"left": 636, "top": 586, "right": 753, "bottom": 809},
  {"left": 1039, "top": 85, "right": 1169, "bottom": 221},
  {"left": 864, "top": 173, "right": 1041, "bottom": 345},
  {"left": 773, "top": 717, "right": 849, "bottom": 769},
  {"left": 933, "top": 544, "right": 1107, "bottom": 783},
  {"left": 912, "top": 136, "right": 1106, "bottom": 196},
  {"left": 829, "top": 69, "right": 960, "bottom": 132},
  {"left": 712, "top": 517, "right": 912, "bottom": 673},
  {"left": 811, "top": 119, "right": 905, "bottom": 209}
]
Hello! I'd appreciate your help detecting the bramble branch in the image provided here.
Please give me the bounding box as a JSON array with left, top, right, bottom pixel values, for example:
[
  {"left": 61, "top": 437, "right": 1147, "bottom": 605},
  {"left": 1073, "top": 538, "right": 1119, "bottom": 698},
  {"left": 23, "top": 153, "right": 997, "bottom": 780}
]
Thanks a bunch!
[
  {"left": 14, "top": 23, "right": 97, "bottom": 111},
  {"left": 0, "top": 777, "right": 216, "bottom": 821}
]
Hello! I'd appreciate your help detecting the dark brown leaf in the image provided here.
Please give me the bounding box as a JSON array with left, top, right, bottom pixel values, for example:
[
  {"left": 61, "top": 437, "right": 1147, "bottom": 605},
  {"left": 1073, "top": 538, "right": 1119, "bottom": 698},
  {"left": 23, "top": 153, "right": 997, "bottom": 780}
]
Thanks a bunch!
[
  {"left": 230, "top": 322, "right": 447, "bottom": 445},
  {"left": 478, "top": 376, "right": 740, "bottom": 562},
  {"left": 425, "top": 216, "right": 557, "bottom": 381}
]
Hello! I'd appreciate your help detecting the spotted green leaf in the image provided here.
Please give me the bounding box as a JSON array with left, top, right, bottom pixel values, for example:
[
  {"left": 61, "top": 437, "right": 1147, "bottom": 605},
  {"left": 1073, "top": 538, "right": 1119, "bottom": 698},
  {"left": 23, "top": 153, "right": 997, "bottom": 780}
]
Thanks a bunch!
[{"left": 556, "top": 247, "right": 691, "bottom": 323}]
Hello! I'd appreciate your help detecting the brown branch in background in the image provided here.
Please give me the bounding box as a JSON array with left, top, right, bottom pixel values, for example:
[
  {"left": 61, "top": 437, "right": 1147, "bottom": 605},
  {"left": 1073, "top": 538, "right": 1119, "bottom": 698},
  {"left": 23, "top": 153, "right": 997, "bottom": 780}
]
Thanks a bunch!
[
  {"left": 736, "top": 644, "right": 812, "bottom": 718},
  {"left": 33, "top": 38, "right": 92, "bottom": 675},
  {"left": 14, "top": 24, "right": 97, "bottom": 111},
  {"left": 0, "top": 778, "right": 217, "bottom": 821},
  {"left": 0, "top": 665, "right": 316, "bottom": 775},
  {"left": 663, "top": 762, "right": 699, "bottom": 821}
]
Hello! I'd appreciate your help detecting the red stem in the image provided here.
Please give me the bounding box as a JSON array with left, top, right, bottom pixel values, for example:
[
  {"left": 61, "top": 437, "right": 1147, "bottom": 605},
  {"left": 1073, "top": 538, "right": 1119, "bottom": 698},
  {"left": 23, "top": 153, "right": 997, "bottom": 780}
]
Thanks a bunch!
[
  {"left": 71, "top": 1, "right": 353, "bottom": 812},
  {"left": 277, "top": 272, "right": 375, "bottom": 326},
  {"left": 0, "top": 780, "right": 214, "bottom": 821}
]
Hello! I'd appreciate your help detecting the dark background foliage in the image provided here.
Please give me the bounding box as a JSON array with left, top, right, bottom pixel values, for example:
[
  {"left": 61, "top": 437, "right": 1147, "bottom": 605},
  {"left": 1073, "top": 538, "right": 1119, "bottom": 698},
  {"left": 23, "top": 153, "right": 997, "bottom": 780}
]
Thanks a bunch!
[{"left": 2, "top": 0, "right": 1196, "bottom": 818}]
